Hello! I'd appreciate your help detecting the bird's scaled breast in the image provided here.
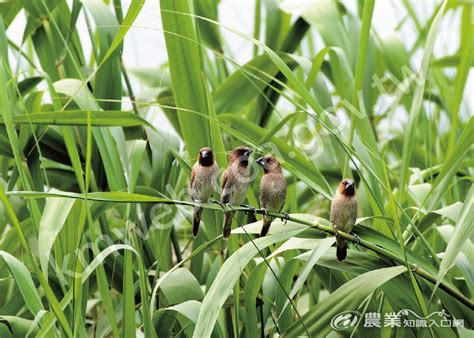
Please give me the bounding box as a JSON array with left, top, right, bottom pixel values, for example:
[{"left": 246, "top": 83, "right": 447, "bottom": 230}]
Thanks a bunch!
[
  {"left": 260, "top": 174, "right": 287, "bottom": 209},
  {"left": 232, "top": 181, "right": 249, "bottom": 205},
  {"left": 193, "top": 166, "right": 217, "bottom": 200},
  {"left": 330, "top": 196, "right": 357, "bottom": 232}
]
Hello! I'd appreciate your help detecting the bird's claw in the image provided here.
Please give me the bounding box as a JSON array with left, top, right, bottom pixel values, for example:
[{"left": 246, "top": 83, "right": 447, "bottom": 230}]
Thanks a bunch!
[
  {"left": 351, "top": 232, "right": 361, "bottom": 245},
  {"left": 261, "top": 208, "right": 268, "bottom": 216},
  {"left": 241, "top": 204, "right": 256, "bottom": 215},
  {"left": 333, "top": 224, "right": 340, "bottom": 238},
  {"left": 281, "top": 212, "right": 290, "bottom": 225},
  {"left": 210, "top": 199, "right": 226, "bottom": 210}
]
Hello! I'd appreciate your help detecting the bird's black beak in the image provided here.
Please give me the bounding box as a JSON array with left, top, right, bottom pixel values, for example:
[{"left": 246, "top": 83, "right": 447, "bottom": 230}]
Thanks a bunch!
[
  {"left": 201, "top": 150, "right": 209, "bottom": 158},
  {"left": 256, "top": 156, "right": 268, "bottom": 170},
  {"left": 244, "top": 149, "right": 252, "bottom": 157},
  {"left": 345, "top": 181, "right": 355, "bottom": 195}
]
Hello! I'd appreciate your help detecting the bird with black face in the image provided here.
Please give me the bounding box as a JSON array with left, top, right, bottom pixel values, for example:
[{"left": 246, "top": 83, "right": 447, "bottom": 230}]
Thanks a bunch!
[
  {"left": 330, "top": 179, "right": 357, "bottom": 261},
  {"left": 190, "top": 147, "right": 218, "bottom": 237},
  {"left": 221, "top": 146, "right": 252, "bottom": 238},
  {"left": 257, "top": 155, "right": 287, "bottom": 237}
]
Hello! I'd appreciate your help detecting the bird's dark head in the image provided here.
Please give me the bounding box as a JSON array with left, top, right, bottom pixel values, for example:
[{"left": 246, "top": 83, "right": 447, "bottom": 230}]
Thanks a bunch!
[
  {"left": 256, "top": 155, "right": 281, "bottom": 174},
  {"left": 338, "top": 179, "right": 356, "bottom": 197},
  {"left": 230, "top": 146, "right": 252, "bottom": 167},
  {"left": 198, "top": 147, "right": 214, "bottom": 167}
]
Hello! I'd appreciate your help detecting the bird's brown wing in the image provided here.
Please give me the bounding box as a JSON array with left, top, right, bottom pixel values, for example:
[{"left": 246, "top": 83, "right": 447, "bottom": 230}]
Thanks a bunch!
[
  {"left": 329, "top": 199, "right": 334, "bottom": 224},
  {"left": 350, "top": 198, "right": 358, "bottom": 226},
  {"left": 279, "top": 189, "right": 287, "bottom": 212},
  {"left": 279, "top": 180, "right": 288, "bottom": 211},
  {"left": 190, "top": 166, "right": 196, "bottom": 188},
  {"left": 221, "top": 170, "right": 228, "bottom": 189},
  {"left": 221, "top": 170, "right": 231, "bottom": 204},
  {"left": 329, "top": 198, "right": 340, "bottom": 227}
]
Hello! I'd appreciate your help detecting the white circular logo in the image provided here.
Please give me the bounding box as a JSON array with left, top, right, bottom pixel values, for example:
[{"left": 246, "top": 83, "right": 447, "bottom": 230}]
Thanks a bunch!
[{"left": 330, "top": 311, "right": 360, "bottom": 330}]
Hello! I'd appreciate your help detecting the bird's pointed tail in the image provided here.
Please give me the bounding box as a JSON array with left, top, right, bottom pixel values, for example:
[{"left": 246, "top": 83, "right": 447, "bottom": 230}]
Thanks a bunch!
[
  {"left": 336, "top": 237, "right": 347, "bottom": 261},
  {"left": 193, "top": 206, "right": 203, "bottom": 237},
  {"left": 260, "top": 215, "right": 273, "bottom": 237},
  {"left": 222, "top": 211, "right": 233, "bottom": 239}
]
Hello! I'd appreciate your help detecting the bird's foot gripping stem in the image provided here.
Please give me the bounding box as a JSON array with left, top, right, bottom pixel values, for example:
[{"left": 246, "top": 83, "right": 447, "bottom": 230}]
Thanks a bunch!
[
  {"left": 280, "top": 212, "right": 290, "bottom": 225},
  {"left": 351, "top": 232, "right": 361, "bottom": 246},
  {"left": 210, "top": 199, "right": 227, "bottom": 210},
  {"left": 332, "top": 224, "right": 339, "bottom": 238},
  {"left": 241, "top": 204, "right": 257, "bottom": 215}
]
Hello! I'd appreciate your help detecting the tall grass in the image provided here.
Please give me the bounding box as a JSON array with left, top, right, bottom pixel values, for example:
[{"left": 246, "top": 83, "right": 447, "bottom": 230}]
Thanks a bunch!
[{"left": 0, "top": 1, "right": 472, "bottom": 337}]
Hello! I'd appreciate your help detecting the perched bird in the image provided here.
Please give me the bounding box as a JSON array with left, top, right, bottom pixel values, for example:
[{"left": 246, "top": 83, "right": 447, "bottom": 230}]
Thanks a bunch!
[
  {"left": 190, "top": 147, "right": 218, "bottom": 237},
  {"left": 221, "top": 146, "right": 252, "bottom": 238},
  {"left": 330, "top": 179, "right": 357, "bottom": 261},
  {"left": 257, "top": 155, "right": 287, "bottom": 237}
]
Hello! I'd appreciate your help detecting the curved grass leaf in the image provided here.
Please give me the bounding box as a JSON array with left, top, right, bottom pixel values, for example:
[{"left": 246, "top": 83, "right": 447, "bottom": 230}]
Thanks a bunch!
[
  {"left": 0, "top": 110, "right": 150, "bottom": 127},
  {"left": 281, "top": 0, "right": 354, "bottom": 66},
  {"left": 36, "top": 244, "right": 139, "bottom": 337},
  {"left": 54, "top": 78, "right": 127, "bottom": 190},
  {"left": 213, "top": 53, "right": 293, "bottom": 115},
  {"left": 152, "top": 300, "right": 218, "bottom": 337},
  {"left": 193, "top": 227, "right": 306, "bottom": 338},
  {"left": 243, "top": 263, "right": 267, "bottom": 337},
  {"left": 279, "top": 237, "right": 335, "bottom": 315},
  {"left": 426, "top": 117, "right": 474, "bottom": 210},
  {"left": 159, "top": 268, "right": 204, "bottom": 305},
  {"left": 447, "top": 3, "right": 473, "bottom": 151},
  {"left": 37, "top": 192, "right": 75, "bottom": 276},
  {"left": 0, "top": 316, "right": 39, "bottom": 338},
  {"left": 0, "top": 251, "right": 44, "bottom": 316},
  {"left": 160, "top": 0, "right": 211, "bottom": 157},
  {"left": 99, "top": 0, "right": 145, "bottom": 68},
  {"left": 284, "top": 266, "right": 407, "bottom": 336},
  {"left": 436, "top": 186, "right": 474, "bottom": 290},
  {"left": 82, "top": 1, "right": 121, "bottom": 111},
  {"left": 398, "top": 0, "right": 447, "bottom": 201}
]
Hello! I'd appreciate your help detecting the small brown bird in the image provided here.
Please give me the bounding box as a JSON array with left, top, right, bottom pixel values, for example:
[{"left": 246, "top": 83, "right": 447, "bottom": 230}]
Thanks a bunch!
[
  {"left": 330, "top": 179, "right": 357, "bottom": 261},
  {"left": 221, "top": 146, "right": 252, "bottom": 238},
  {"left": 257, "top": 156, "right": 287, "bottom": 237},
  {"left": 190, "top": 147, "right": 218, "bottom": 237}
]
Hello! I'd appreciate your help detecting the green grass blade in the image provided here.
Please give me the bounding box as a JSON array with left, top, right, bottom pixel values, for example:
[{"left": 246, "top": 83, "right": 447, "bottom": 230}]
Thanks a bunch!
[
  {"left": 426, "top": 116, "right": 474, "bottom": 210},
  {"left": 398, "top": 0, "right": 447, "bottom": 202},
  {"left": 160, "top": 0, "right": 211, "bottom": 157},
  {"left": 344, "top": 0, "right": 375, "bottom": 176},
  {"left": 0, "top": 186, "right": 72, "bottom": 336},
  {"left": 279, "top": 237, "right": 335, "bottom": 315},
  {"left": 436, "top": 186, "right": 474, "bottom": 289},
  {"left": 0, "top": 316, "right": 39, "bottom": 337},
  {"left": 284, "top": 266, "right": 407, "bottom": 336},
  {"left": 0, "top": 110, "right": 150, "bottom": 127},
  {"left": 38, "top": 192, "right": 75, "bottom": 275},
  {"left": 447, "top": 3, "right": 473, "bottom": 152},
  {"left": 213, "top": 53, "right": 293, "bottom": 114},
  {"left": 0, "top": 251, "right": 44, "bottom": 315},
  {"left": 53, "top": 78, "right": 127, "bottom": 190},
  {"left": 99, "top": 0, "right": 145, "bottom": 67},
  {"left": 193, "top": 227, "right": 306, "bottom": 338}
]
